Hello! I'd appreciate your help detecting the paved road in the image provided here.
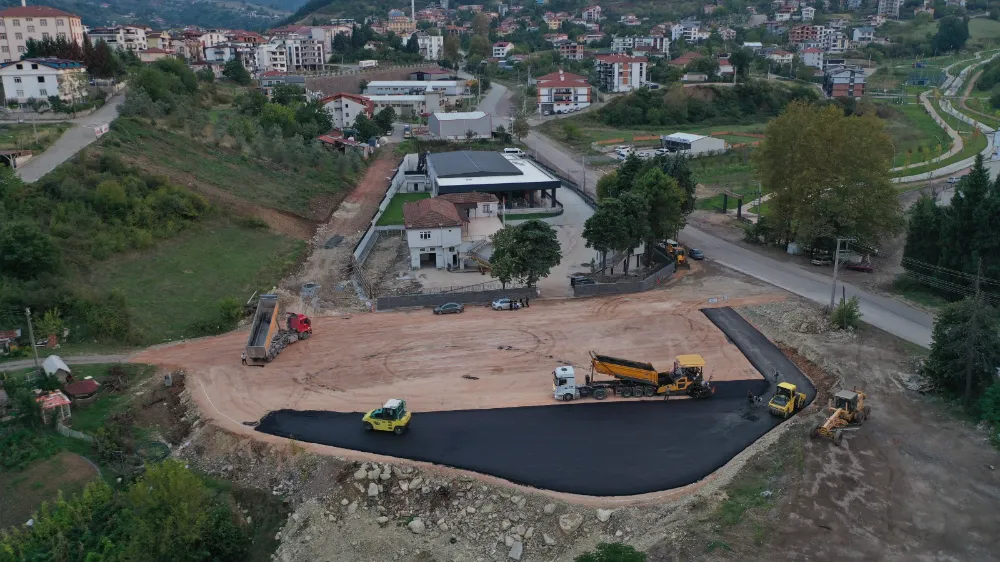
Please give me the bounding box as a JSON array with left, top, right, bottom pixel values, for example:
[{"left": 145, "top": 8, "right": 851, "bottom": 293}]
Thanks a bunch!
[
  {"left": 681, "top": 227, "right": 934, "bottom": 348},
  {"left": 0, "top": 353, "right": 130, "bottom": 371},
  {"left": 15, "top": 94, "right": 123, "bottom": 183},
  {"left": 256, "top": 308, "right": 813, "bottom": 495}
]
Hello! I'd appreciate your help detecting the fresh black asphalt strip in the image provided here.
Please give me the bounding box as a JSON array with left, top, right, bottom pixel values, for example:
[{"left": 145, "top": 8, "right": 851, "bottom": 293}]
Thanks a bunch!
[{"left": 256, "top": 307, "right": 816, "bottom": 496}]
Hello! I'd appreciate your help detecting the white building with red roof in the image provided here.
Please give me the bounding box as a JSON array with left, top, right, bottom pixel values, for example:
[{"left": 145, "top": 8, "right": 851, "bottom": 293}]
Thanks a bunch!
[
  {"left": 492, "top": 41, "right": 513, "bottom": 58},
  {"left": 536, "top": 69, "right": 591, "bottom": 114},
  {"left": 321, "top": 92, "right": 374, "bottom": 129},
  {"left": 0, "top": 2, "right": 84, "bottom": 63}
]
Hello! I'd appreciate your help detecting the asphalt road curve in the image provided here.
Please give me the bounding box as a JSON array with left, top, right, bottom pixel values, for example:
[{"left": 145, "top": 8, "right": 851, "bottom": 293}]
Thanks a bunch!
[{"left": 256, "top": 308, "right": 815, "bottom": 496}]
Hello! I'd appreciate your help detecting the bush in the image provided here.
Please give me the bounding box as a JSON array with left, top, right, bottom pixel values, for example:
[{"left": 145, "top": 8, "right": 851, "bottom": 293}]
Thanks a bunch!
[
  {"left": 978, "top": 384, "right": 1000, "bottom": 426},
  {"left": 576, "top": 543, "right": 647, "bottom": 562},
  {"left": 830, "top": 295, "right": 862, "bottom": 330}
]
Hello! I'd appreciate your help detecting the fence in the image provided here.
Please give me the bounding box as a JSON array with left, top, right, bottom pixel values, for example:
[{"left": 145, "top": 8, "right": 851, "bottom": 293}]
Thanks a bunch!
[
  {"left": 376, "top": 286, "right": 536, "bottom": 311},
  {"left": 572, "top": 262, "right": 676, "bottom": 297},
  {"left": 353, "top": 154, "right": 417, "bottom": 264},
  {"left": 57, "top": 422, "right": 94, "bottom": 443}
]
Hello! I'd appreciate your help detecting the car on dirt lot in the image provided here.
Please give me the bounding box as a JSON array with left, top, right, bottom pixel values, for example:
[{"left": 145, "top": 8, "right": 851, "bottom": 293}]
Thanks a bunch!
[
  {"left": 434, "top": 302, "right": 465, "bottom": 314},
  {"left": 846, "top": 262, "right": 874, "bottom": 273},
  {"left": 570, "top": 275, "right": 596, "bottom": 286},
  {"left": 492, "top": 297, "right": 514, "bottom": 310},
  {"left": 689, "top": 248, "right": 705, "bottom": 260}
]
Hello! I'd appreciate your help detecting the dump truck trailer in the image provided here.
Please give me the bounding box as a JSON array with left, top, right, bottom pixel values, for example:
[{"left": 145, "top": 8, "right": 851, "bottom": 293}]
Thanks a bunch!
[
  {"left": 551, "top": 352, "right": 714, "bottom": 401},
  {"left": 245, "top": 295, "right": 312, "bottom": 365}
]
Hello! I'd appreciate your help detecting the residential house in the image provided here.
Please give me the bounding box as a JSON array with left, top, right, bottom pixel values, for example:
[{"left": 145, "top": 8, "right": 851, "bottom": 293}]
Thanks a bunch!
[
  {"left": 139, "top": 48, "right": 173, "bottom": 63},
  {"left": 668, "top": 51, "right": 702, "bottom": 67},
  {"left": 536, "top": 69, "right": 591, "bottom": 113},
  {"left": 800, "top": 47, "right": 824, "bottom": 69},
  {"left": 801, "top": 6, "right": 815, "bottom": 20},
  {"left": 823, "top": 65, "right": 865, "bottom": 98},
  {"left": 0, "top": 57, "right": 86, "bottom": 105},
  {"left": 671, "top": 20, "right": 704, "bottom": 42},
  {"left": 42, "top": 355, "right": 71, "bottom": 382},
  {"left": 259, "top": 71, "right": 306, "bottom": 97},
  {"left": 878, "top": 0, "right": 902, "bottom": 18},
  {"left": 611, "top": 35, "right": 669, "bottom": 55},
  {"left": 717, "top": 56, "right": 734, "bottom": 77},
  {"left": 766, "top": 50, "right": 794, "bottom": 65},
  {"left": 852, "top": 26, "right": 874, "bottom": 44},
  {"left": 321, "top": 92, "right": 374, "bottom": 129},
  {"left": 147, "top": 30, "right": 172, "bottom": 51},
  {"left": 826, "top": 32, "right": 849, "bottom": 53},
  {"left": 827, "top": 17, "right": 848, "bottom": 29},
  {"left": 718, "top": 27, "right": 736, "bottom": 40},
  {"left": 204, "top": 42, "right": 258, "bottom": 69},
  {"left": 582, "top": 5, "right": 602, "bottom": 21},
  {"left": 492, "top": 41, "right": 513, "bottom": 58},
  {"left": 543, "top": 33, "right": 568, "bottom": 43},
  {"left": 868, "top": 14, "right": 887, "bottom": 27},
  {"left": 594, "top": 54, "right": 647, "bottom": 92},
  {"left": 774, "top": 8, "right": 793, "bottom": 22},
  {"left": 619, "top": 14, "right": 641, "bottom": 26},
  {"left": 789, "top": 24, "right": 821, "bottom": 45},
  {"left": 554, "top": 40, "right": 584, "bottom": 60},
  {"left": 0, "top": 4, "right": 84, "bottom": 63},
  {"left": 581, "top": 32, "right": 604, "bottom": 43},
  {"left": 411, "top": 32, "right": 443, "bottom": 60},
  {"left": 89, "top": 25, "right": 149, "bottom": 52},
  {"left": 743, "top": 41, "right": 764, "bottom": 52},
  {"left": 256, "top": 42, "right": 287, "bottom": 73},
  {"left": 403, "top": 192, "right": 502, "bottom": 270}
]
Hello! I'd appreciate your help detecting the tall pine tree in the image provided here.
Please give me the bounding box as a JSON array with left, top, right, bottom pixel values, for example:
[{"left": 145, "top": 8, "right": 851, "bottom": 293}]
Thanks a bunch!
[
  {"left": 938, "top": 154, "right": 991, "bottom": 276},
  {"left": 902, "top": 194, "right": 944, "bottom": 269}
]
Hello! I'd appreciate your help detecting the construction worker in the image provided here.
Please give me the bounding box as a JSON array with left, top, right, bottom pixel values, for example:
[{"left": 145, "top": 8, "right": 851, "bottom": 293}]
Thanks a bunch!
[
  {"left": 747, "top": 390, "right": 755, "bottom": 405},
  {"left": 241, "top": 352, "right": 247, "bottom": 366}
]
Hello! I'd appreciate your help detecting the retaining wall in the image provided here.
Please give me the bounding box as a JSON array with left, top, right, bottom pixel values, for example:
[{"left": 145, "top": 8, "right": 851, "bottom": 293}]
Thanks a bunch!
[
  {"left": 377, "top": 286, "right": 536, "bottom": 311},
  {"left": 572, "top": 262, "right": 676, "bottom": 297}
]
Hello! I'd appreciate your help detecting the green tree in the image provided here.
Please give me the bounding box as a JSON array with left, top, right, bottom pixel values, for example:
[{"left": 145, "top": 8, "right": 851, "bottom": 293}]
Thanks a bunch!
[
  {"left": 260, "top": 102, "right": 298, "bottom": 136},
  {"left": 512, "top": 114, "right": 530, "bottom": 141},
  {"left": 576, "top": 542, "right": 647, "bottom": 562},
  {"left": 234, "top": 89, "right": 267, "bottom": 115},
  {"left": 933, "top": 16, "right": 970, "bottom": 53},
  {"left": 563, "top": 121, "right": 581, "bottom": 141},
  {"left": 924, "top": 297, "right": 1000, "bottom": 407},
  {"left": 902, "top": 194, "right": 943, "bottom": 272},
  {"left": 271, "top": 84, "right": 306, "bottom": 106},
  {"left": 374, "top": 106, "right": 397, "bottom": 134},
  {"left": 754, "top": 101, "right": 902, "bottom": 248},
  {"left": 830, "top": 295, "right": 862, "bottom": 330},
  {"left": 352, "top": 113, "right": 382, "bottom": 141},
  {"left": 938, "top": 155, "right": 990, "bottom": 276},
  {"left": 634, "top": 167, "right": 686, "bottom": 243},
  {"left": 469, "top": 35, "right": 491, "bottom": 58},
  {"left": 490, "top": 220, "right": 562, "bottom": 287},
  {"left": 472, "top": 13, "right": 491, "bottom": 35},
  {"left": 222, "top": 58, "right": 251, "bottom": 85},
  {"left": 583, "top": 197, "right": 629, "bottom": 271},
  {"left": 489, "top": 224, "right": 519, "bottom": 288},
  {"left": 196, "top": 67, "right": 215, "bottom": 83},
  {"left": 35, "top": 308, "right": 64, "bottom": 338},
  {"left": 444, "top": 34, "right": 461, "bottom": 60},
  {"left": 0, "top": 219, "right": 59, "bottom": 280}
]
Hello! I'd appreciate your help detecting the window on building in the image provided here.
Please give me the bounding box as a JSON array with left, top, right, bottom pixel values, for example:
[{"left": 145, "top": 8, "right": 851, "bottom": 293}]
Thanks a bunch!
[
  {"left": 12, "top": 19, "right": 19, "bottom": 27},
  {"left": 14, "top": 33, "right": 21, "bottom": 40},
  {"left": 56, "top": 19, "right": 64, "bottom": 26},
  {"left": 37, "top": 76, "right": 44, "bottom": 83},
  {"left": 57, "top": 32, "right": 65, "bottom": 39},
  {"left": 41, "top": 32, "right": 49, "bottom": 39},
  {"left": 38, "top": 88, "right": 46, "bottom": 96},
  {"left": 30, "top": 64, "right": 36, "bottom": 69},
  {"left": 0, "top": 33, "right": 5, "bottom": 39},
  {"left": 16, "top": 46, "right": 24, "bottom": 53},
  {"left": 15, "top": 89, "right": 23, "bottom": 97},
  {"left": 420, "top": 231, "right": 431, "bottom": 240},
  {"left": 12, "top": 77, "right": 20, "bottom": 83},
  {"left": 14, "top": 63, "right": 21, "bottom": 69},
  {"left": 482, "top": 204, "right": 491, "bottom": 213},
  {"left": 25, "top": 18, "right": 32, "bottom": 22},
  {"left": 40, "top": 19, "right": 46, "bottom": 26},
  {"left": 0, "top": 47, "right": 7, "bottom": 53},
  {"left": 27, "top": 26, "right": 34, "bottom": 32}
]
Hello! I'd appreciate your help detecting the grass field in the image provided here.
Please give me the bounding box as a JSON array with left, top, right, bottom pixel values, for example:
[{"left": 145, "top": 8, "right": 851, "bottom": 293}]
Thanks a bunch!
[
  {"left": 970, "top": 18, "right": 1000, "bottom": 42},
  {"left": 106, "top": 119, "right": 355, "bottom": 221},
  {"left": 0, "top": 451, "right": 99, "bottom": 530},
  {"left": 82, "top": 219, "right": 304, "bottom": 343},
  {"left": 538, "top": 115, "right": 767, "bottom": 154},
  {"left": 892, "top": 100, "right": 988, "bottom": 178},
  {"left": 377, "top": 192, "right": 430, "bottom": 226},
  {"left": 696, "top": 182, "right": 767, "bottom": 211},
  {"left": 883, "top": 103, "right": 951, "bottom": 167},
  {"left": 0, "top": 122, "right": 72, "bottom": 153}
]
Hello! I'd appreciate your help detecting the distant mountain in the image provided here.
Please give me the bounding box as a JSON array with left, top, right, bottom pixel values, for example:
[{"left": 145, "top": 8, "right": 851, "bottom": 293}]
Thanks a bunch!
[{"left": 0, "top": 0, "right": 293, "bottom": 31}]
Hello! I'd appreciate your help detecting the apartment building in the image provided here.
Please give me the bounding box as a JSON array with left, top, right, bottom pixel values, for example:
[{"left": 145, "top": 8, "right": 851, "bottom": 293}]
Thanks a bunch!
[
  {"left": 0, "top": 3, "right": 84, "bottom": 63},
  {"left": 800, "top": 47, "right": 824, "bottom": 69},
  {"left": 321, "top": 92, "right": 374, "bottom": 128},
  {"left": 89, "top": 25, "right": 148, "bottom": 51},
  {"left": 536, "top": 69, "right": 591, "bottom": 113},
  {"left": 594, "top": 54, "right": 646, "bottom": 92},
  {"left": 582, "top": 5, "right": 602, "bottom": 22},
  {"left": 611, "top": 35, "right": 669, "bottom": 55},
  {"left": 204, "top": 42, "right": 258, "bottom": 69},
  {"left": 554, "top": 40, "right": 583, "bottom": 60},
  {"left": 823, "top": 65, "right": 865, "bottom": 98},
  {"left": 0, "top": 57, "right": 86, "bottom": 104},
  {"left": 878, "top": 0, "right": 902, "bottom": 18},
  {"left": 492, "top": 41, "right": 513, "bottom": 58},
  {"left": 256, "top": 42, "right": 287, "bottom": 73}
]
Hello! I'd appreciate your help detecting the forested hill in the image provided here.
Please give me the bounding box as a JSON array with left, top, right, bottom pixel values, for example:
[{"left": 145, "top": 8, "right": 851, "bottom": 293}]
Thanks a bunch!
[{"left": 0, "top": 0, "right": 297, "bottom": 30}]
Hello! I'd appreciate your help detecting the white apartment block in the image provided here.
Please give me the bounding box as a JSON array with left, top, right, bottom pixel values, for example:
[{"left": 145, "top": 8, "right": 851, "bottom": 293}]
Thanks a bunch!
[
  {"left": 594, "top": 54, "right": 646, "bottom": 93},
  {"left": 88, "top": 25, "right": 148, "bottom": 52},
  {"left": 413, "top": 32, "right": 443, "bottom": 61},
  {"left": 321, "top": 92, "right": 373, "bottom": 129},
  {"left": 877, "top": 0, "right": 902, "bottom": 18},
  {"left": 204, "top": 42, "right": 258, "bottom": 69},
  {"left": 0, "top": 57, "right": 86, "bottom": 104},
  {"left": 611, "top": 35, "right": 669, "bottom": 55},
  {"left": 271, "top": 33, "right": 325, "bottom": 71},
  {"left": 492, "top": 41, "right": 513, "bottom": 58},
  {"left": 0, "top": 3, "right": 84, "bottom": 64},
  {"left": 256, "top": 43, "right": 287, "bottom": 73}
]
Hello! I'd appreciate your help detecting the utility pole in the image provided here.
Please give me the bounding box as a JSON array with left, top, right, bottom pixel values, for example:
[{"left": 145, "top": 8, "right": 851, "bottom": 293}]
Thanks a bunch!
[
  {"left": 581, "top": 155, "right": 587, "bottom": 191},
  {"left": 828, "top": 237, "right": 851, "bottom": 311},
  {"left": 25, "top": 308, "right": 41, "bottom": 378}
]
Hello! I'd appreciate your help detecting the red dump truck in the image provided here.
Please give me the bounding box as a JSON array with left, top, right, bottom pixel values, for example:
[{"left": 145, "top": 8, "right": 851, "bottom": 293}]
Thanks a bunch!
[{"left": 245, "top": 295, "right": 312, "bottom": 365}]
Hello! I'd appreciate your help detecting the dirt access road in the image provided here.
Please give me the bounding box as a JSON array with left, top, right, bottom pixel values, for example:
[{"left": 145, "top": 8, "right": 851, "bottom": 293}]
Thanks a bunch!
[{"left": 134, "top": 271, "right": 777, "bottom": 425}]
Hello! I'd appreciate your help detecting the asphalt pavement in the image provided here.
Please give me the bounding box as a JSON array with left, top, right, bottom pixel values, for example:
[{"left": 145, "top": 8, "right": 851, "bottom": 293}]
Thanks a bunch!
[
  {"left": 257, "top": 308, "right": 812, "bottom": 496},
  {"left": 15, "top": 94, "right": 123, "bottom": 183}
]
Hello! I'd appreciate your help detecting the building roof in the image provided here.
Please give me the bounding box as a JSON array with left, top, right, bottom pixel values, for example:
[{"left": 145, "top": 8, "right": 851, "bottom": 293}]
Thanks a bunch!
[
  {"left": 536, "top": 69, "right": 589, "bottom": 86},
  {"left": 403, "top": 198, "right": 464, "bottom": 229},
  {"left": 365, "top": 94, "right": 428, "bottom": 102},
  {"left": 493, "top": 41, "right": 513, "bottom": 47},
  {"left": 366, "top": 80, "right": 463, "bottom": 88},
  {"left": 438, "top": 192, "right": 499, "bottom": 204},
  {"left": 668, "top": 52, "right": 702, "bottom": 65},
  {"left": 43, "top": 355, "right": 70, "bottom": 376},
  {"left": 64, "top": 378, "right": 100, "bottom": 398},
  {"left": 37, "top": 390, "right": 71, "bottom": 410},
  {"left": 662, "top": 132, "right": 708, "bottom": 143},
  {"left": 432, "top": 111, "right": 488, "bottom": 121},
  {"left": 854, "top": 26, "right": 875, "bottom": 33},
  {"left": 0, "top": 5, "right": 76, "bottom": 17},
  {"left": 801, "top": 47, "right": 823, "bottom": 53},
  {"left": 427, "top": 151, "right": 520, "bottom": 178},
  {"left": 0, "top": 58, "right": 84, "bottom": 71},
  {"left": 595, "top": 54, "right": 647, "bottom": 63},
  {"left": 321, "top": 92, "right": 371, "bottom": 105}
]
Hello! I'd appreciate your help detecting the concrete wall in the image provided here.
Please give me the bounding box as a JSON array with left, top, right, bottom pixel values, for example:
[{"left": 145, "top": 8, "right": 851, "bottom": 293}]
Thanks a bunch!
[
  {"left": 572, "top": 262, "right": 676, "bottom": 297},
  {"left": 377, "top": 286, "right": 536, "bottom": 311}
]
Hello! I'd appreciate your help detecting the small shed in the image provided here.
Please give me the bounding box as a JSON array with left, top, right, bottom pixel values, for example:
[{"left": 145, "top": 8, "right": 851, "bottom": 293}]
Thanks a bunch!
[
  {"left": 64, "top": 378, "right": 101, "bottom": 400},
  {"left": 36, "top": 390, "right": 71, "bottom": 423},
  {"left": 43, "top": 355, "right": 72, "bottom": 383}
]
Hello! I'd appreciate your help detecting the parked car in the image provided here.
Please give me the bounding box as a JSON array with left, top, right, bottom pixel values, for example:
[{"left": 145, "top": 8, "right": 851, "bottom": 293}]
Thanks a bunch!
[
  {"left": 570, "top": 274, "right": 596, "bottom": 286},
  {"left": 689, "top": 248, "right": 705, "bottom": 260},
  {"left": 492, "top": 297, "right": 514, "bottom": 310},
  {"left": 846, "top": 261, "right": 874, "bottom": 273},
  {"left": 947, "top": 176, "right": 960, "bottom": 184},
  {"left": 433, "top": 302, "right": 465, "bottom": 314},
  {"left": 503, "top": 147, "right": 525, "bottom": 156},
  {"left": 637, "top": 150, "right": 656, "bottom": 159},
  {"left": 654, "top": 148, "right": 669, "bottom": 156},
  {"left": 811, "top": 256, "right": 833, "bottom": 266}
]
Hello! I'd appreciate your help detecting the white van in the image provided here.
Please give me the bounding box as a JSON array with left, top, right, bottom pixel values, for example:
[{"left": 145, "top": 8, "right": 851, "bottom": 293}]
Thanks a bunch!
[{"left": 503, "top": 148, "right": 525, "bottom": 156}]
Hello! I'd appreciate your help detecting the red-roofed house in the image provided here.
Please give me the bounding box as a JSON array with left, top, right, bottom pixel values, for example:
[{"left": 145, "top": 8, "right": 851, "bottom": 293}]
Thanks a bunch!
[
  {"left": 139, "top": 47, "right": 173, "bottom": 63},
  {"left": 321, "top": 92, "right": 374, "bottom": 129},
  {"left": 536, "top": 69, "right": 591, "bottom": 114},
  {"left": 0, "top": 4, "right": 84, "bottom": 63},
  {"left": 668, "top": 51, "right": 703, "bottom": 67},
  {"left": 594, "top": 54, "right": 647, "bottom": 92},
  {"left": 403, "top": 192, "right": 502, "bottom": 269},
  {"left": 64, "top": 378, "right": 100, "bottom": 400},
  {"left": 492, "top": 41, "right": 513, "bottom": 58}
]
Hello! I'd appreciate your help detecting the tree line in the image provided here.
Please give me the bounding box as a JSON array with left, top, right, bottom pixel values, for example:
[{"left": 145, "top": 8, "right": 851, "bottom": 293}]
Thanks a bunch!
[
  {"left": 598, "top": 80, "right": 820, "bottom": 129},
  {"left": 24, "top": 35, "right": 127, "bottom": 79}
]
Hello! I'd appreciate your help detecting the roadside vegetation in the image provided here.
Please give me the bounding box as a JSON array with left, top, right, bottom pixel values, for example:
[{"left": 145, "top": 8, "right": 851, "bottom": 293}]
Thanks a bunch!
[{"left": 0, "top": 122, "right": 73, "bottom": 153}]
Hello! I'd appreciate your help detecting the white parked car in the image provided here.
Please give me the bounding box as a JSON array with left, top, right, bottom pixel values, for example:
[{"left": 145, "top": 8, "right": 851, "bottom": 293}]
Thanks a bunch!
[
  {"left": 637, "top": 150, "right": 656, "bottom": 159},
  {"left": 947, "top": 176, "right": 960, "bottom": 184}
]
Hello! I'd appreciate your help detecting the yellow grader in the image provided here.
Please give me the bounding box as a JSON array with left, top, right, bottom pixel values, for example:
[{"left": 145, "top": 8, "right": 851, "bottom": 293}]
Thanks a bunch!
[{"left": 811, "top": 389, "right": 871, "bottom": 446}]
